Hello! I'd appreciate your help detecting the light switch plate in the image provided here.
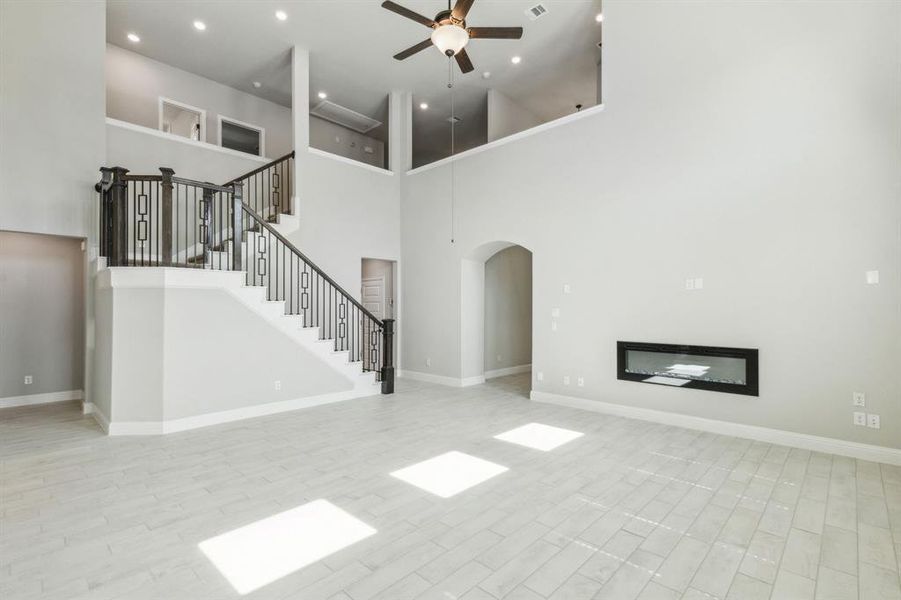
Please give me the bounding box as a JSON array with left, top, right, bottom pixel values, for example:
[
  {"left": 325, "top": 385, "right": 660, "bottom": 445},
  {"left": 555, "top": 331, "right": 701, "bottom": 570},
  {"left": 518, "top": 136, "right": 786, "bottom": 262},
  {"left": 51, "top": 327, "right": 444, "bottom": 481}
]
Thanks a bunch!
[
  {"left": 853, "top": 392, "right": 866, "bottom": 407},
  {"left": 853, "top": 412, "right": 866, "bottom": 426},
  {"left": 536, "top": 371, "right": 544, "bottom": 381},
  {"left": 551, "top": 321, "right": 558, "bottom": 331},
  {"left": 563, "top": 284, "right": 572, "bottom": 294},
  {"left": 866, "top": 270, "right": 879, "bottom": 285},
  {"left": 694, "top": 278, "right": 704, "bottom": 289},
  {"left": 685, "top": 279, "right": 695, "bottom": 290},
  {"left": 563, "top": 375, "right": 570, "bottom": 386},
  {"left": 551, "top": 308, "right": 560, "bottom": 318},
  {"left": 867, "top": 414, "right": 880, "bottom": 429}
]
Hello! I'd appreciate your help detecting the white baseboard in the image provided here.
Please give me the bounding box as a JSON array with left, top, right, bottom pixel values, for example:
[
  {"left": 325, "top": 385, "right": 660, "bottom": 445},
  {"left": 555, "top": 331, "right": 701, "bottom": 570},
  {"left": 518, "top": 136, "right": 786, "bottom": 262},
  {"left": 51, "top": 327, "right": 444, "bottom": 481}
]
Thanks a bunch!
[
  {"left": 102, "top": 388, "right": 376, "bottom": 436},
  {"left": 84, "top": 402, "right": 111, "bottom": 433},
  {"left": 400, "top": 370, "right": 485, "bottom": 388},
  {"left": 531, "top": 390, "right": 901, "bottom": 466},
  {"left": 485, "top": 364, "right": 532, "bottom": 379},
  {"left": 0, "top": 389, "right": 83, "bottom": 409}
]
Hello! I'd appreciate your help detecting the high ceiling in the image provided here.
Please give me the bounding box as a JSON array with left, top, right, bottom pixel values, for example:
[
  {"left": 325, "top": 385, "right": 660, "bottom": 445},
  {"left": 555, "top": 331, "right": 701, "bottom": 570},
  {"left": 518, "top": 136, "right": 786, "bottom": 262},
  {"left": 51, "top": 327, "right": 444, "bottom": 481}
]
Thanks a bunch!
[{"left": 106, "top": 0, "right": 602, "bottom": 162}]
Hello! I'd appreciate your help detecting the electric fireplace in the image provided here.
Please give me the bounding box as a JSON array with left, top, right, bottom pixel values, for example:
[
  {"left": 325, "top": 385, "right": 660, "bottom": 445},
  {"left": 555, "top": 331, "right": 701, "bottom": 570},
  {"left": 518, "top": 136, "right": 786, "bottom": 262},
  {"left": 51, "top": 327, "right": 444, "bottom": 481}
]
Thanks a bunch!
[{"left": 617, "top": 341, "right": 758, "bottom": 396}]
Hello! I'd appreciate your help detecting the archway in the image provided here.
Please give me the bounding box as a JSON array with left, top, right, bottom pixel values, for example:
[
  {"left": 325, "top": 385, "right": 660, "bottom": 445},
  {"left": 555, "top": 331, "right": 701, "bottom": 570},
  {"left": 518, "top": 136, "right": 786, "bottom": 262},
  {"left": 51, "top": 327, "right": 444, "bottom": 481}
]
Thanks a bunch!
[{"left": 460, "top": 241, "right": 533, "bottom": 391}]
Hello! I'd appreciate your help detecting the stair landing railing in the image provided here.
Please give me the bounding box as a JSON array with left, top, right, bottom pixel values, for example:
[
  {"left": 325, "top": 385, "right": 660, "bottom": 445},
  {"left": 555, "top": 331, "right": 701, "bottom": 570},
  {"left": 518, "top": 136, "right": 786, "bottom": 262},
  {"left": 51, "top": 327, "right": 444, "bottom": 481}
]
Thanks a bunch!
[{"left": 95, "top": 160, "right": 394, "bottom": 393}]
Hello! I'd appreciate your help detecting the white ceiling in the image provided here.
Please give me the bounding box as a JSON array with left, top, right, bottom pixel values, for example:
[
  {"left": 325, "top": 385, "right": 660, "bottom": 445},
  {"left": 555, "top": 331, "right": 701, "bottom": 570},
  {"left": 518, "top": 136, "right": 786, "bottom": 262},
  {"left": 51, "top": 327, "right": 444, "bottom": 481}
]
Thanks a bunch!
[{"left": 107, "top": 0, "right": 602, "bottom": 160}]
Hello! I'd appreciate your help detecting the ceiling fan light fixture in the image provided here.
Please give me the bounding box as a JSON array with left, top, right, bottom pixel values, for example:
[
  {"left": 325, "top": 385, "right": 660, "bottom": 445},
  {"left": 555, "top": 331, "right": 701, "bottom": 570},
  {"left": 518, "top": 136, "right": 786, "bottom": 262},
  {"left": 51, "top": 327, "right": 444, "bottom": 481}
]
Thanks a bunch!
[{"left": 431, "top": 24, "right": 469, "bottom": 56}]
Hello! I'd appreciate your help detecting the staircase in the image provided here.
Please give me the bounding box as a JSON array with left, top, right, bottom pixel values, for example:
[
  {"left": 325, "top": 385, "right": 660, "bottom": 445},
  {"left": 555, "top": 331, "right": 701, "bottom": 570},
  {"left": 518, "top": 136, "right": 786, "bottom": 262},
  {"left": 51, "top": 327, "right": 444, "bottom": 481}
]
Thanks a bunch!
[{"left": 96, "top": 152, "right": 395, "bottom": 395}]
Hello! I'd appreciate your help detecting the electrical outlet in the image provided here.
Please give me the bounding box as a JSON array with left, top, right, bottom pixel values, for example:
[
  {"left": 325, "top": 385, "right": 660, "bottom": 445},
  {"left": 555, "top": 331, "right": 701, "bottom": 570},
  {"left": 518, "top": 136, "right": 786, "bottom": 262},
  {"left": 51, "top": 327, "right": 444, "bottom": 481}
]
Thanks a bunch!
[
  {"left": 853, "top": 392, "right": 866, "bottom": 407},
  {"left": 563, "top": 284, "right": 572, "bottom": 294},
  {"left": 274, "top": 380, "right": 281, "bottom": 391},
  {"left": 551, "top": 321, "right": 558, "bottom": 331},
  {"left": 853, "top": 412, "right": 866, "bottom": 426},
  {"left": 866, "top": 270, "right": 879, "bottom": 285},
  {"left": 551, "top": 307, "right": 560, "bottom": 318},
  {"left": 685, "top": 278, "right": 695, "bottom": 290},
  {"left": 426, "top": 358, "right": 431, "bottom": 367},
  {"left": 563, "top": 375, "right": 570, "bottom": 386},
  {"left": 577, "top": 376, "right": 585, "bottom": 387},
  {"left": 536, "top": 371, "right": 544, "bottom": 382},
  {"left": 24, "top": 375, "right": 33, "bottom": 385},
  {"left": 867, "top": 414, "right": 880, "bottom": 429}
]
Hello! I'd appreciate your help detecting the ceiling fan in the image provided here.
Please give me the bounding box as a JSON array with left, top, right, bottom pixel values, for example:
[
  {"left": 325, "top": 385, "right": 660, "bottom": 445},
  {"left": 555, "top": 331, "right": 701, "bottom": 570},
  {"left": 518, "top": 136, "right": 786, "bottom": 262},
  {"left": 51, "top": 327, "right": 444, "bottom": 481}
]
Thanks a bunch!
[{"left": 381, "top": 0, "right": 523, "bottom": 74}]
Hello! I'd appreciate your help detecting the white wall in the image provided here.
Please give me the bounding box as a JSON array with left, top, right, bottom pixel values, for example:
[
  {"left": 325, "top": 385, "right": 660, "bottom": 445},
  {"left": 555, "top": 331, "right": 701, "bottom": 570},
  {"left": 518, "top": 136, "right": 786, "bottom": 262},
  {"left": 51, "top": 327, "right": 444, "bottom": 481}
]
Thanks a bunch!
[
  {"left": 400, "top": 0, "right": 901, "bottom": 449},
  {"left": 0, "top": 0, "right": 105, "bottom": 419},
  {"left": 484, "top": 245, "right": 532, "bottom": 372},
  {"left": 0, "top": 232, "right": 85, "bottom": 399},
  {"left": 310, "top": 116, "right": 385, "bottom": 169},
  {"left": 487, "top": 89, "right": 543, "bottom": 143},
  {"left": 290, "top": 151, "right": 400, "bottom": 299},
  {"left": 106, "top": 120, "right": 269, "bottom": 185},
  {"left": 106, "top": 44, "right": 292, "bottom": 159},
  {"left": 0, "top": 1, "right": 105, "bottom": 238}
]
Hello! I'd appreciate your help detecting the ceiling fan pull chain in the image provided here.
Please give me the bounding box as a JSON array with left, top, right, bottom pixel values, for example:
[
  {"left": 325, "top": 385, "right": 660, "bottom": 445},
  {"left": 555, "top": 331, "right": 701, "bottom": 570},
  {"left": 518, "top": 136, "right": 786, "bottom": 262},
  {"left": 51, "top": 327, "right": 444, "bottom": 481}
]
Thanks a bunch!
[{"left": 449, "top": 55, "right": 456, "bottom": 244}]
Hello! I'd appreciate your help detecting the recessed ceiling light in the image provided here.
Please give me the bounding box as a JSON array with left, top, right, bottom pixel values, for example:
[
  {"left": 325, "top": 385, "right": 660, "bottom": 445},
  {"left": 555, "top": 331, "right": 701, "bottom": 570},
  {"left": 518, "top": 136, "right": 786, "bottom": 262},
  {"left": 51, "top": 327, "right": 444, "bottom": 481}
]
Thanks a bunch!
[
  {"left": 595, "top": 12, "right": 604, "bottom": 23},
  {"left": 275, "top": 10, "right": 287, "bottom": 21},
  {"left": 511, "top": 56, "right": 521, "bottom": 64},
  {"left": 193, "top": 20, "right": 206, "bottom": 31},
  {"left": 482, "top": 71, "right": 491, "bottom": 79},
  {"left": 252, "top": 81, "right": 261, "bottom": 89},
  {"left": 317, "top": 91, "right": 327, "bottom": 100},
  {"left": 126, "top": 32, "right": 140, "bottom": 43},
  {"left": 419, "top": 102, "right": 428, "bottom": 110}
]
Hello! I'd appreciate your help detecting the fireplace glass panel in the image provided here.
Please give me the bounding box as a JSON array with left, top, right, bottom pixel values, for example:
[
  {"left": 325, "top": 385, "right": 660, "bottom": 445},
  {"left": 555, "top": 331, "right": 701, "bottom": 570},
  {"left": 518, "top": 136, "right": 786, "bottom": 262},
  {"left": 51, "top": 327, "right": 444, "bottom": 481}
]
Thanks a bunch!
[{"left": 625, "top": 350, "right": 747, "bottom": 385}]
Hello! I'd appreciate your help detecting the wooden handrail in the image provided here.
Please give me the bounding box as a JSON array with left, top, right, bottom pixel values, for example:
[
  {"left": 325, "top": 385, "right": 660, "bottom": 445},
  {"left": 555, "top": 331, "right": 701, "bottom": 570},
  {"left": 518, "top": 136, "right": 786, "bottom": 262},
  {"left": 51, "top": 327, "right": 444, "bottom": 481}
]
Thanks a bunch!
[{"left": 222, "top": 151, "right": 295, "bottom": 186}]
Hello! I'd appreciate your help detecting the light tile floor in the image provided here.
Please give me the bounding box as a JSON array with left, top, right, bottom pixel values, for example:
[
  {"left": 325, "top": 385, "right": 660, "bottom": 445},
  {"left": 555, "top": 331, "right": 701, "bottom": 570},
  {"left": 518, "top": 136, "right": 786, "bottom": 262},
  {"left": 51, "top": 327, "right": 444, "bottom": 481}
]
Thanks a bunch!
[{"left": 1, "top": 374, "right": 899, "bottom": 600}]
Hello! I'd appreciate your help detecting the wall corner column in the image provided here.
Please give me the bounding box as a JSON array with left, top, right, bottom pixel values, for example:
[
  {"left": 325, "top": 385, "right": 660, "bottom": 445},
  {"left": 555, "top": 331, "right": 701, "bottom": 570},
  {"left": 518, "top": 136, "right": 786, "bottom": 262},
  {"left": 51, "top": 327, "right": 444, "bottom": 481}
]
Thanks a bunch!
[
  {"left": 389, "top": 90, "right": 412, "bottom": 174},
  {"left": 291, "top": 47, "right": 310, "bottom": 204}
]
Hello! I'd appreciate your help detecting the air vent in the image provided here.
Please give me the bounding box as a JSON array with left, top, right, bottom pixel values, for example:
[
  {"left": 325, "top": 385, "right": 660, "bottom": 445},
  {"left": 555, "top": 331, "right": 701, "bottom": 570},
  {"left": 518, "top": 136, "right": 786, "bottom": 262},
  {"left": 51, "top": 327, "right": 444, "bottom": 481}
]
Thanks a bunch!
[
  {"left": 525, "top": 3, "right": 548, "bottom": 20},
  {"left": 310, "top": 100, "right": 381, "bottom": 134}
]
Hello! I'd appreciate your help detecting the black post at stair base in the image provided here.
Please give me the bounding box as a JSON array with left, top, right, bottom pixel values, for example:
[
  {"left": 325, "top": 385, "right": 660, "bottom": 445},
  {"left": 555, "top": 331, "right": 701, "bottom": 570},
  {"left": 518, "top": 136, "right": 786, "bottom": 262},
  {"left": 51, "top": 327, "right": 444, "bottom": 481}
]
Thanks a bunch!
[
  {"left": 97, "top": 167, "right": 115, "bottom": 259},
  {"left": 381, "top": 319, "right": 395, "bottom": 394},
  {"left": 109, "top": 166, "right": 129, "bottom": 266},
  {"left": 231, "top": 182, "right": 244, "bottom": 272},
  {"left": 159, "top": 168, "right": 174, "bottom": 266}
]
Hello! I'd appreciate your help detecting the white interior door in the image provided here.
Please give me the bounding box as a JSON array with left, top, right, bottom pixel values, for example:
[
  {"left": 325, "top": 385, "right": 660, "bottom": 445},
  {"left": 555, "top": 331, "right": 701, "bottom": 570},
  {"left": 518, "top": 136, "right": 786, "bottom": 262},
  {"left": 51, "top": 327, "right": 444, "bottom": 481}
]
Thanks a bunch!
[{"left": 361, "top": 277, "right": 385, "bottom": 319}]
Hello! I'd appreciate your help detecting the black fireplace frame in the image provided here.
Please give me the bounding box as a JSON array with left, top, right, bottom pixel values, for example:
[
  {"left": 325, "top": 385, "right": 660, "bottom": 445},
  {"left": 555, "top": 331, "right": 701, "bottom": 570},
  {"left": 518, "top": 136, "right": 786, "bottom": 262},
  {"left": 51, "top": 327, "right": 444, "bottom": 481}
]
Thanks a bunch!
[{"left": 617, "top": 341, "right": 759, "bottom": 396}]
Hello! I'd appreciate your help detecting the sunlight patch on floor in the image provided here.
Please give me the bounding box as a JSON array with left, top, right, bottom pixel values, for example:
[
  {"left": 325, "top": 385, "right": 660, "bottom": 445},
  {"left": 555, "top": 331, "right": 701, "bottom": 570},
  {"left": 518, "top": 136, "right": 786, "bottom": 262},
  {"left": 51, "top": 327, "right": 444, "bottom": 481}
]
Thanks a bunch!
[
  {"left": 494, "top": 422, "right": 584, "bottom": 451},
  {"left": 390, "top": 450, "right": 509, "bottom": 498},
  {"left": 199, "top": 499, "right": 376, "bottom": 595}
]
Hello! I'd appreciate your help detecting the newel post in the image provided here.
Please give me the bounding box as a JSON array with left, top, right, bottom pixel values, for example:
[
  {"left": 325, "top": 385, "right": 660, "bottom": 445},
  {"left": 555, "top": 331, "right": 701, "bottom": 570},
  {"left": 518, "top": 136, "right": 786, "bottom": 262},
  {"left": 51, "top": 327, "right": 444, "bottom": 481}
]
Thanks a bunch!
[
  {"left": 159, "top": 167, "right": 174, "bottom": 266},
  {"left": 231, "top": 182, "right": 244, "bottom": 272},
  {"left": 108, "top": 166, "right": 129, "bottom": 266},
  {"left": 381, "top": 319, "right": 395, "bottom": 394}
]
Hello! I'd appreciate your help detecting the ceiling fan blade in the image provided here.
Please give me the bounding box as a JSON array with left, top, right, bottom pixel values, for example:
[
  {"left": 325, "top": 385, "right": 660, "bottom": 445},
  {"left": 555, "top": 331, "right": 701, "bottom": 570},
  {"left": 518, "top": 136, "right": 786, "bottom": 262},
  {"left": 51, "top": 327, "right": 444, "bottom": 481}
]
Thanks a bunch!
[
  {"left": 393, "top": 38, "right": 434, "bottom": 60},
  {"left": 468, "top": 26, "right": 523, "bottom": 39},
  {"left": 381, "top": 1, "right": 436, "bottom": 28},
  {"left": 451, "top": 0, "right": 476, "bottom": 21},
  {"left": 455, "top": 48, "right": 474, "bottom": 73}
]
